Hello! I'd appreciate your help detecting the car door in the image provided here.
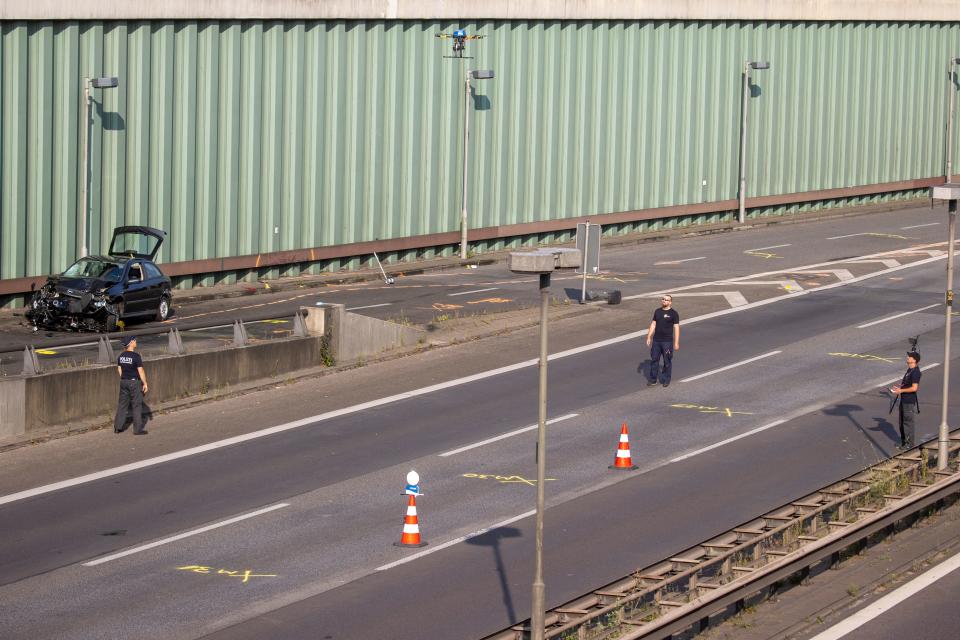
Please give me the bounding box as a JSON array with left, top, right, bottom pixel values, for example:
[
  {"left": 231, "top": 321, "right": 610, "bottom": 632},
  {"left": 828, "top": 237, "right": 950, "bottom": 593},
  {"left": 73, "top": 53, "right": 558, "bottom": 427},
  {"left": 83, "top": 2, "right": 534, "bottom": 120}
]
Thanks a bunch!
[{"left": 122, "top": 262, "right": 151, "bottom": 315}]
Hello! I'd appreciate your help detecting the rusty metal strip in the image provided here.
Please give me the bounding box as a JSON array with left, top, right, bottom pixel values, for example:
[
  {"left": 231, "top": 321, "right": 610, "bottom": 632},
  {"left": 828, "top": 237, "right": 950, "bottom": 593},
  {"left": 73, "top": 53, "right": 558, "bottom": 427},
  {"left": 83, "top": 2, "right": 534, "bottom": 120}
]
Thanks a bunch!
[{"left": 0, "top": 177, "right": 943, "bottom": 297}]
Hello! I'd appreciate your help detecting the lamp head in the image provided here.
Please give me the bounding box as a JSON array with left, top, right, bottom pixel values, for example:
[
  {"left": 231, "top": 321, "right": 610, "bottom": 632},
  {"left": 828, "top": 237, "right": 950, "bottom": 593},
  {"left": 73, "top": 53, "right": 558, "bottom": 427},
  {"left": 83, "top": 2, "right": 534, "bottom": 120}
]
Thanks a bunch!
[{"left": 90, "top": 77, "right": 119, "bottom": 89}]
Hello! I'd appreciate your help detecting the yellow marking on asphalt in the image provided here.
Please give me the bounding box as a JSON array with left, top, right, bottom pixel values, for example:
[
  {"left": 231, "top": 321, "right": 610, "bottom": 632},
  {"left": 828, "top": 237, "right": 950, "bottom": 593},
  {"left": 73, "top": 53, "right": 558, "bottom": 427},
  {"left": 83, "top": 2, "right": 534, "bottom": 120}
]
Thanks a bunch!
[
  {"left": 262, "top": 320, "right": 288, "bottom": 324},
  {"left": 744, "top": 250, "right": 782, "bottom": 259},
  {"left": 670, "top": 403, "right": 753, "bottom": 417},
  {"left": 466, "top": 297, "right": 513, "bottom": 304},
  {"left": 176, "top": 565, "right": 277, "bottom": 584},
  {"left": 828, "top": 352, "right": 897, "bottom": 363},
  {"left": 35, "top": 349, "right": 57, "bottom": 355},
  {"left": 432, "top": 302, "right": 463, "bottom": 310},
  {"left": 462, "top": 473, "right": 556, "bottom": 486}
]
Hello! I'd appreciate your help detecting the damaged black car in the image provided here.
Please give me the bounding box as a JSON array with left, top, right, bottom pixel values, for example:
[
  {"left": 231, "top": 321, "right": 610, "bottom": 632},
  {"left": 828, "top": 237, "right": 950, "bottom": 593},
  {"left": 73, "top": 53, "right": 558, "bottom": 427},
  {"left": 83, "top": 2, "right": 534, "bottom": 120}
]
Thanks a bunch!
[{"left": 27, "top": 226, "right": 173, "bottom": 332}]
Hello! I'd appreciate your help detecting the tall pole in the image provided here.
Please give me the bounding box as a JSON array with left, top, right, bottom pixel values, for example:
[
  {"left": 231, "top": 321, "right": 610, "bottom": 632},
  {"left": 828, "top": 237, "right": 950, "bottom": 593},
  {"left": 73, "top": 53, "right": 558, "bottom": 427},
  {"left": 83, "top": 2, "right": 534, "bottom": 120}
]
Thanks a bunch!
[
  {"left": 939, "top": 199, "right": 956, "bottom": 470},
  {"left": 948, "top": 59, "right": 958, "bottom": 183},
  {"left": 79, "top": 78, "right": 90, "bottom": 258},
  {"left": 738, "top": 63, "right": 750, "bottom": 224},
  {"left": 460, "top": 73, "right": 472, "bottom": 260},
  {"left": 530, "top": 272, "right": 550, "bottom": 640}
]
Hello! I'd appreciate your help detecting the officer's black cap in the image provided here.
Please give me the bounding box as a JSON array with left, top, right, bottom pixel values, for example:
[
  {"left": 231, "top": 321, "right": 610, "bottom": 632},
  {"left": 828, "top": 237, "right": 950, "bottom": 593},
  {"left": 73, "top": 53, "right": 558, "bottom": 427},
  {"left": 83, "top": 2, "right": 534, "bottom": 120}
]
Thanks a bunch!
[{"left": 122, "top": 335, "right": 137, "bottom": 347}]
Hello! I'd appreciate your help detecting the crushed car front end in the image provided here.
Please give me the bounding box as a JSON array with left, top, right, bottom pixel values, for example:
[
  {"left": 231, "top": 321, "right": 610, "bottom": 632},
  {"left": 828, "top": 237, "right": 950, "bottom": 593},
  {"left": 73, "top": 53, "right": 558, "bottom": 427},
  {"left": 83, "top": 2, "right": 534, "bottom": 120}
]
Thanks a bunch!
[{"left": 26, "top": 258, "right": 124, "bottom": 332}]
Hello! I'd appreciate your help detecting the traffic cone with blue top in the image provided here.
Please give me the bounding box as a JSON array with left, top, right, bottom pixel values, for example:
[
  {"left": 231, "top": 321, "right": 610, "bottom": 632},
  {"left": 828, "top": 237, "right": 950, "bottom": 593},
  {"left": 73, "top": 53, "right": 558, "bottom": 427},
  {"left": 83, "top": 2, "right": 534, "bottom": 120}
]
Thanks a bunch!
[
  {"left": 609, "top": 422, "right": 639, "bottom": 470},
  {"left": 395, "top": 494, "right": 427, "bottom": 547}
]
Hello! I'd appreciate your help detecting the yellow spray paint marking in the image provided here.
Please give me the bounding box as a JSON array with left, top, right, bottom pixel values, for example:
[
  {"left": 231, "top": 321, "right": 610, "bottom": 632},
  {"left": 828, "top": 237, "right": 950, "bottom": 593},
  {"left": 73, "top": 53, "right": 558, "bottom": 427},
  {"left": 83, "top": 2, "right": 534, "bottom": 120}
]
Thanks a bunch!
[
  {"left": 176, "top": 565, "right": 277, "bottom": 584},
  {"left": 670, "top": 403, "right": 754, "bottom": 417},
  {"left": 35, "top": 349, "right": 57, "bottom": 355},
  {"left": 462, "top": 473, "right": 556, "bottom": 486},
  {"left": 432, "top": 302, "right": 463, "bottom": 310},
  {"left": 744, "top": 250, "right": 782, "bottom": 259},
  {"left": 261, "top": 319, "right": 288, "bottom": 324},
  {"left": 467, "top": 297, "right": 513, "bottom": 305},
  {"left": 828, "top": 352, "right": 897, "bottom": 363}
]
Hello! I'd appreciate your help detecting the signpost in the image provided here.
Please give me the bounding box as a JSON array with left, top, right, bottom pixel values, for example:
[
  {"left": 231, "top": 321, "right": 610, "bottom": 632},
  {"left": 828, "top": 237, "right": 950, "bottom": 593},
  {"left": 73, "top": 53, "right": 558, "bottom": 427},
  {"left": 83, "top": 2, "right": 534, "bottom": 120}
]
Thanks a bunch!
[{"left": 576, "top": 222, "right": 601, "bottom": 303}]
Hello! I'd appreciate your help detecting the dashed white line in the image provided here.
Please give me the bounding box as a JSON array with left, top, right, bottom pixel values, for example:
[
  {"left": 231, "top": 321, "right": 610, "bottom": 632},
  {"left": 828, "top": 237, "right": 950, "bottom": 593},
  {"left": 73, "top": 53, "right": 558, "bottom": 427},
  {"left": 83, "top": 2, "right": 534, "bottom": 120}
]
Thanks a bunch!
[
  {"left": 901, "top": 222, "right": 940, "bottom": 230},
  {"left": 745, "top": 244, "right": 791, "bottom": 252},
  {"left": 680, "top": 350, "right": 782, "bottom": 383},
  {"left": 347, "top": 303, "right": 392, "bottom": 311},
  {"left": 0, "top": 248, "right": 946, "bottom": 508},
  {"left": 448, "top": 287, "right": 499, "bottom": 297},
  {"left": 438, "top": 414, "right": 579, "bottom": 457},
  {"left": 826, "top": 233, "right": 871, "bottom": 240},
  {"left": 82, "top": 503, "right": 290, "bottom": 566},
  {"left": 856, "top": 303, "right": 941, "bottom": 329},
  {"left": 670, "top": 420, "right": 788, "bottom": 463},
  {"left": 807, "top": 549, "right": 960, "bottom": 640},
  {"left": 654, "top": 257, "right": 706, "bottom": 265},
  {"left": 376, "top": 509, "right": 536, "bottom": 571}
]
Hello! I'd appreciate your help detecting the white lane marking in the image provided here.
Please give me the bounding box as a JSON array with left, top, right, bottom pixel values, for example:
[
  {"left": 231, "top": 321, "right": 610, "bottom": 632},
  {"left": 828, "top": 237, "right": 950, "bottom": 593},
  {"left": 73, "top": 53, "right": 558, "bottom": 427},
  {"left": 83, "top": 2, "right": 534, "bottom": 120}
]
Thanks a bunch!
[
  {"left": 680, "top": 351, "right": 782, "bottom": 383},
  {"left": 856, "top": 303, "right": 941, "bottom": 329},
  {"left": 654, "top": 257, "right": 706, "bottom": 265},
  {"left": 745, "top": 244, "right": 791, "bottom": 251},
  {"left": 0, "top": 251, "right": 947, "bottom": 508},
  {"left": 623, "top": 241, "right": 946, "bottom": 302},
  {"left": 346, "top": 303, "right": 392, "bottom": 311},
  {"left": 718, "top": 279, "right": 804, "bottom": 291},
  {"left": 807, "top": 549, "right": 960, "bottom": 640},
  {"left": 448, "top": 287, "right": 499, "bottom": 297},
  {"left": 438, "top": 414, "right": 579, "bottom": 457},
  {"left": 635, "top": 291, "right": 749, "bottom": 307},
  {"left": 82, "top": 503, "right": 289, "bottom": 567},
  {"left": 901, "top": 222, "right": 940, "bottom": 230},
  {"left": 848, "top": 258, "right": 901, "bottom": 268},
  {"left": 376, "top": 509, "right": 536, "bottom": 572},
  {"left": 800, "top": 269, "right": 855, "bottom": 281},
  {"left": 671, "top": 420, "right": 787, "bottom": 463},
  {"left": 46, "top": 340, "right": 102, "bottom": 350},
  {"left": 826, "top": 232, "right": 873, "bottom": 240}
]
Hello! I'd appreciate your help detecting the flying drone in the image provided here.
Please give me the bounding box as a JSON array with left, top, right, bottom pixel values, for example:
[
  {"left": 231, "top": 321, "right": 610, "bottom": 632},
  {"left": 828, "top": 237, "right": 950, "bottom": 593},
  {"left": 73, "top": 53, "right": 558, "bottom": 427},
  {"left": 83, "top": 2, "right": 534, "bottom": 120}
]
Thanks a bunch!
[{"left": 435, "top": 29, "right": 485, "bottom": 59}]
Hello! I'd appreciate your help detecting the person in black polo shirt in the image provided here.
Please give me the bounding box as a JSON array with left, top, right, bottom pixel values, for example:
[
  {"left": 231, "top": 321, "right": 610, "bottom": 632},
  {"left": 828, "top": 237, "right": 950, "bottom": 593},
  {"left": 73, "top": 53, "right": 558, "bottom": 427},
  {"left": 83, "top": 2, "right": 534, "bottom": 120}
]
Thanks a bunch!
[
  {"left": 114, "top": 336, "right": 149, "bottom": 435},
  {"left": 890, "top": 351, "right": 921, "bottom": 448},
  {"left": 646, "top": 294, "right": 680, "bottom": 387}
]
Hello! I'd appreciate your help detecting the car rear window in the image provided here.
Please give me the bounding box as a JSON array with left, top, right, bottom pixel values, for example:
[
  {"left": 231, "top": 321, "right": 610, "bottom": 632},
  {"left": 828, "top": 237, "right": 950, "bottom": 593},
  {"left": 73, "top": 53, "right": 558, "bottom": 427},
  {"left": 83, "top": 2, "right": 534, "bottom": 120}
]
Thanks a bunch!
[{"left": 143, "top": 262, "right": 163, "bottom": 279}]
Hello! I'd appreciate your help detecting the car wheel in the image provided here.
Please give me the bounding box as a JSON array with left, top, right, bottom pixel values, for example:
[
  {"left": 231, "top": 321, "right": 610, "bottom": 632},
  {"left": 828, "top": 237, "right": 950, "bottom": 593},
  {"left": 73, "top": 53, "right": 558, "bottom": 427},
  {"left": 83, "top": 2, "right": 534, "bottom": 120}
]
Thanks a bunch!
[{"left": 156, "top": 295, "right": 171, "bottom": 322}]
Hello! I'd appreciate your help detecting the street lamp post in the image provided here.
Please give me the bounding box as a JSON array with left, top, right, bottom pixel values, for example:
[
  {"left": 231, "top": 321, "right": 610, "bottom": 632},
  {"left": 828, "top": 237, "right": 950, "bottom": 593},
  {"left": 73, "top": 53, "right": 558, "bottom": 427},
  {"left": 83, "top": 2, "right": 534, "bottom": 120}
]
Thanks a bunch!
[
  {"left": 946, "top": 57, "right": 960, "bottom": 183},
  {"left": 460, "top": 69, "right": 494, "bottom": 260},
  {"left": 933, "top": 184, "right": 960, "bottom": 470},
  {"left": 738, "top": 61, "right": 770, "bottom": 224},
  {"left": 508, "top": 247, "right": 580, "bottom": 640},
  {"left": 78, "top": 76, "right": 119, "bottom": 259}
]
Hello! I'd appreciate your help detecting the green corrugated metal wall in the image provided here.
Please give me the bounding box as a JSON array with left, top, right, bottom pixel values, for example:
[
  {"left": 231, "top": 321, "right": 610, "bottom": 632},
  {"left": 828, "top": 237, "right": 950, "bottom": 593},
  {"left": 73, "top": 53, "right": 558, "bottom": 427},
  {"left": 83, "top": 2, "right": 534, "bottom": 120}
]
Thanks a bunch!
[{"left": 0, "top": 19, "right": 958, "bottom": 291}]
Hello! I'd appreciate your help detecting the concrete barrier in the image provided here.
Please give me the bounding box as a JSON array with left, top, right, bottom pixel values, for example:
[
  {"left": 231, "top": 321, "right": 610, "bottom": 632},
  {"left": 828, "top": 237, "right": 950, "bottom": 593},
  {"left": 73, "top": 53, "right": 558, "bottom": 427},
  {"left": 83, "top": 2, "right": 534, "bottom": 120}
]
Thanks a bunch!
[
  {"left": 0, "top": 336, "right": 323, "bottom": 439},
  {"left": 301, "top": 304, "right": 424, "bottom": 364},
  {"left": 0, "top": 306, "right": 424, "bottom": 439}
]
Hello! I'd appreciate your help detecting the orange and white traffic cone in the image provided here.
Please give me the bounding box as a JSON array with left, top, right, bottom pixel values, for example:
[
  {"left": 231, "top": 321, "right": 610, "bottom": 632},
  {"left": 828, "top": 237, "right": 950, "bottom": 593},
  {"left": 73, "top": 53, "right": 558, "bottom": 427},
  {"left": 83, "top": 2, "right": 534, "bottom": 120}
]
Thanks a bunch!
[
  {"left": 609, "top": 422, "right": 639, "bottom": 470},
  {"left": 394, "top": 494, "right": 428, "bottom": 547}
]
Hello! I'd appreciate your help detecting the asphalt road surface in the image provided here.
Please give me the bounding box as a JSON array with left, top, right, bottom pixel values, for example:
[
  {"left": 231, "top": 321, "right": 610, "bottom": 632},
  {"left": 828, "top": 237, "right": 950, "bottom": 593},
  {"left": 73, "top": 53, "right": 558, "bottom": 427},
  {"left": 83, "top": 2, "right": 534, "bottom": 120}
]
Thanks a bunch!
[
  {"left": 804, "top": 552, "right": 960, "bottom": 640},
  {"left": 2, "top": 205, "right": 959, "bottom": 639}
]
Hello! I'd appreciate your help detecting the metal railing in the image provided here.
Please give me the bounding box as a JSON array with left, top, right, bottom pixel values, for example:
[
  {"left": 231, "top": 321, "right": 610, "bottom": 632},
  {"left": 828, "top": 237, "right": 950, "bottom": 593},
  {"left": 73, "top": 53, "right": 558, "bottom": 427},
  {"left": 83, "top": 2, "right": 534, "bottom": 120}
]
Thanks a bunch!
[
  {"left": 485, "top": 433, "right": 960, "bottom": 640},
  {"left": 8, "top": 310, "right": 310, "bottom": 375}
]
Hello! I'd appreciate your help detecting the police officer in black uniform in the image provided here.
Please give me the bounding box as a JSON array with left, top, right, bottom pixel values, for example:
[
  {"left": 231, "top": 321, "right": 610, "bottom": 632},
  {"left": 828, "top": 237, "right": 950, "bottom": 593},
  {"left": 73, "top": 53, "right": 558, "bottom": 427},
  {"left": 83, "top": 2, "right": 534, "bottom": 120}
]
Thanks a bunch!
[
  {"left": 890, "top": 351, "right": 921, "bottom": 448},
  {"left": 114, "top": 336, "right": 149, "bottom": 435},
  {"left": 646, "top": 294, "right": 680, "bottom": 387}
]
